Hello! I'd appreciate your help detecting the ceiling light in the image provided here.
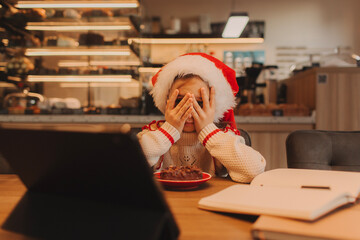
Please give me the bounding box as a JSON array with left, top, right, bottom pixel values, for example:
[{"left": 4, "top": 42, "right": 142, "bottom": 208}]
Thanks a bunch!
[{"left": 222, "top": 12, "right": 249, "bottom": 38}]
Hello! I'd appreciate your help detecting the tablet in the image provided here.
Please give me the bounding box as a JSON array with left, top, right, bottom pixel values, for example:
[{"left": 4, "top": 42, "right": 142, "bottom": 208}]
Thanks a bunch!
[{"left": 0, "top": 127, "right": 179, "bottom": 240}]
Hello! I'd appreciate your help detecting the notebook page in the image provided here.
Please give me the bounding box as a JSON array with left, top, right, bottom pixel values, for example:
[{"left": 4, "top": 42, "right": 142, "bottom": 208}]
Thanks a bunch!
[{"left": 250, "top": 168, "right": 360, "bottom": 201}]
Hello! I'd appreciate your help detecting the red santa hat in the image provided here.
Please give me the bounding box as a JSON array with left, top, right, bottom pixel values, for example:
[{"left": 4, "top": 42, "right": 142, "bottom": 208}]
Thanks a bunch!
[{"left": 151, "top": 52, "right": 239, "bottom": 129}]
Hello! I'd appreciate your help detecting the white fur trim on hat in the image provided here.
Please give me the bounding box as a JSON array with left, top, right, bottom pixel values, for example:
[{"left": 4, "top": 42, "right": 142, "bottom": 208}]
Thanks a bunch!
[{"left": 150, "top": 55, "right": 235, "bottom": 123}]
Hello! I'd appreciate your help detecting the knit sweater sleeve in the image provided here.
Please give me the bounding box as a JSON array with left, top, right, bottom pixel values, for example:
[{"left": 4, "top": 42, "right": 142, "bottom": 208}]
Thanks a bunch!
[
  {"left": 198, "top": 123, "right": 266, "bottom": 183},
  {"left": 137, "top": 121, "right": 180, "bottom": 167}
]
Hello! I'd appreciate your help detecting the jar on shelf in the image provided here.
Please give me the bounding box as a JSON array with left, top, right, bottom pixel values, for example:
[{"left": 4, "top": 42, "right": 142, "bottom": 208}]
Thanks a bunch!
[{"left": 151, "top": 17, "right": 162, "bottom": 34}]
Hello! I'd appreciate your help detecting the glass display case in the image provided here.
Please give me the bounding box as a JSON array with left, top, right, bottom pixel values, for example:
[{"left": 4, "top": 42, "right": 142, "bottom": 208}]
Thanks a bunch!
[{"left": 0, "top": 0, "right": 143, "bottom": 115}]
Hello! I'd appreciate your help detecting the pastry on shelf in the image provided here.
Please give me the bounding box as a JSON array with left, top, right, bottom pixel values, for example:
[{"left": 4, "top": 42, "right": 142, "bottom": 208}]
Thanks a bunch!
[
  {"left": 235, "top": 103, "right": 310, "bottom": 116},
  {"left": 81, "top": 9, "right": 113, "bottom": 18},
  {"left": 63, "top": 9, "right": 81, "bottom": 19},
  {"left": 9, "top": 9, "right": 46, "bottom": 26},
  {"left": 104, "top": 39, "right": 118, "bottom": 46},
  {"left": 6, "top": 56, "right": 34, "bottom": 76},
  {"left": 57, "top": 36, "right": 79, "bottom": 47},
  {"left": 45, "top": 36, "right": 58, "bottom": 46},
  {"left": 89, "top": 69, "right": 100, "bottom": 75},
  {"left": 58, "top": 68, "right": 79, "bottom": 75},
  {"left": 119, "top": 97, "right": 140, "bottom": 109},
  {"left": 53, "top": 10, "right": 64, "bottom": 18},
  {"left": 7, "top": 106, "right": 25, "bottom": 115},
  {"left": 278, "top": 104, "right": 310, "bottom": 116},
  {"left": 106, "top": 104, "right": 122, "bottom": 115},
  {"left": 38, "top": 98, "right": 81, "bottom": 111},
  {"left": 251, "top": 104, "right": 272, "bottom": 116},
  {"left": 27, "top": 9, "right": 46, "bottom": 21},
  {"left": 45, "top": 9, "right": 56, "bottom": 18},
  {"left": 7, "top": 36, "right": 31, "bottom": 47},
  {"left": 79, "top": 33, "right": 104, "bottom": 46},
  {"left": 45, "top": 36, "right": 79, "bottom": 47},
  {"left": 83, "top": 107, "right": 103, "bottom": 115},
  {"left": 112, "top": 8, "right": 138, "bottom": 17},
  {"left": 28, "top": 67, "right": 57, "bottom": 75}
]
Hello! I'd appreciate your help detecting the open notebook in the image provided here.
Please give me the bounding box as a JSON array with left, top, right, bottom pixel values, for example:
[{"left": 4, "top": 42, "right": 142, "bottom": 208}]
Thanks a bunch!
[{"left": 198, "top": 168, "right": 360, "bottom": 221}]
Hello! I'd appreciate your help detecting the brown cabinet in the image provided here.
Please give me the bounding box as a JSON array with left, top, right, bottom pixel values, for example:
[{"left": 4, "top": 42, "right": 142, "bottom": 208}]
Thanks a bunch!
[{"left": 282, "top": 67, "right": 360, "bottom": 131}]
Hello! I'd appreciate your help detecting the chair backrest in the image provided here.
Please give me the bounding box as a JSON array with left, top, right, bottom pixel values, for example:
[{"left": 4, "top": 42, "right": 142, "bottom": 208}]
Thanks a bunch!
[
  {"left": 240, "top": 129, "right": 251, "bottom": 147},
  {"left": 286, "top": 130, "right": 360, "bottom": 171}
]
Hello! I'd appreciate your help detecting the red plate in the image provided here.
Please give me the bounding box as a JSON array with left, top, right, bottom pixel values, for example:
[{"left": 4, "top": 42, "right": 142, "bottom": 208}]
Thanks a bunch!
[{"left": 154, "top": 172, "right": 212, "bottom": 190}]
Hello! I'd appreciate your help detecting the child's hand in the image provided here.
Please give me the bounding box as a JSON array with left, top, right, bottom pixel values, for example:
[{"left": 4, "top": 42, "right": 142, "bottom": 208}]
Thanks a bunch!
[
  {"left": 165, "top": 90, "right": 193, "bottom": 133},
  {"left": 192, "top": 87, "right": 215, "bottom": 133}
]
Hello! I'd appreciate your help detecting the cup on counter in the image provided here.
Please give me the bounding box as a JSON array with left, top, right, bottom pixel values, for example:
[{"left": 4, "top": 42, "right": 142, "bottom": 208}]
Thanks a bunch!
[{"left": 188, "top": 22, "right": 199, "bottom": 34}]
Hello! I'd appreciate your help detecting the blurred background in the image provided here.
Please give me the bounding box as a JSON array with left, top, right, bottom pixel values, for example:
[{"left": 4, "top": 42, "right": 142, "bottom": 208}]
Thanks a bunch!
[{"left": 0, "top": 0, "right": 359, "bottom": 170}]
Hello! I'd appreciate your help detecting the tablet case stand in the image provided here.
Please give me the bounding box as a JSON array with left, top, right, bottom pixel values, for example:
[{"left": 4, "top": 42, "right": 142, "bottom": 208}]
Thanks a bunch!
[
  {"left": 0, "top": 129, "right": 179, "bottom": 240},
  {"left": 3, "top": 191, "right": 178, "bottom": 240}
]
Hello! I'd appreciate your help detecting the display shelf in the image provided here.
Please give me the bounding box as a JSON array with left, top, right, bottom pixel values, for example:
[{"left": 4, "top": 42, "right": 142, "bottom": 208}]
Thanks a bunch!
[
  {"left": 58, "top": 81, "right": 139, "bottom": 88},
  {"left": 27, "top": 74, "right": 134, "bottom": 83},
  {"left": 26, "top": 16, "right": 138, "bottom": 31},
  {"left": 26, "top": 22, "right": 132, "bottom": 31},
  {"left": 57, "top": 60, "right": 141, "bottom": 67},
  {"left": 0, "top": 0, "right": 143, "bottom": 110},
  {"left": 15, "top": 1, "right": 139, "bottom": 9},
  {"left": 129, "top": 37, "right": 264, "bottom": 44},
  {"left": 25, "top": 47, "right": 132, "bottom": 56}
]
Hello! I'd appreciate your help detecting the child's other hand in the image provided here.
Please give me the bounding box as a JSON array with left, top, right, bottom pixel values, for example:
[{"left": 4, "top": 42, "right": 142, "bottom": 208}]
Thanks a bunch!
[
  {"left": 192, "top": 87, "right": 215, "bottom": 133},
  {"left": 165, "top": 90, "right": 193, "bottom": 133}
]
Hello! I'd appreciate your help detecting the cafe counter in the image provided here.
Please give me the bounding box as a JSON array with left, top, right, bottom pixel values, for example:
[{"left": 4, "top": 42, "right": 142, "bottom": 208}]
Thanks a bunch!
[{"left": 0, "top": 115, "right": 315, "bottom": 170}]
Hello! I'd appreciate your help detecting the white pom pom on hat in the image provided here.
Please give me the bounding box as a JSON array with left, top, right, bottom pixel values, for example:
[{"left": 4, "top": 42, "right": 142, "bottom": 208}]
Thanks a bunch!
[{"left": 151, "top": 52, "right": 239, "bottom": 129}]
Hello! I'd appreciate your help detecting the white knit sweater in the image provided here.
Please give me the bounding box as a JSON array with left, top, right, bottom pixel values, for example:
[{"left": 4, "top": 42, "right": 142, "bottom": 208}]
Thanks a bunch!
[{"left": 137, "top": 121, "right": 266, "bottom": 183}]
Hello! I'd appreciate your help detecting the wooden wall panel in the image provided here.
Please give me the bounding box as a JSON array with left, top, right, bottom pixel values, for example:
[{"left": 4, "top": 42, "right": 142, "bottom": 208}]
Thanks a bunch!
[
  {"left": 249, "top": 132, "right": 289, "bottom": 170},
  {"left": 316, "top": 69, "right": 360, "bottom": 130},
  {"left": 283, "top": 67, "right": 360, "bottom": 131},
  {"left": 282, "top": 70, "right": 316, "bottom": 110},
  {"left": 316, "top": 71, "right": 338, "bottom": 130}
]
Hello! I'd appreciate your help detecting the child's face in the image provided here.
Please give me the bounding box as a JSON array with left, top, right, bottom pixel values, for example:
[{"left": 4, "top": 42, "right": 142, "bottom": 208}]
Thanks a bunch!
[{"left": 169, "top": 77, "right": 210, "bottom": 133}]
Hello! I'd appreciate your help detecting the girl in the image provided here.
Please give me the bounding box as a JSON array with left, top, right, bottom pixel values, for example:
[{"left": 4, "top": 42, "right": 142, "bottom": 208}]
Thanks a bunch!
[{"left": 137, "top": 53, "right": 266, "bottom": 183}]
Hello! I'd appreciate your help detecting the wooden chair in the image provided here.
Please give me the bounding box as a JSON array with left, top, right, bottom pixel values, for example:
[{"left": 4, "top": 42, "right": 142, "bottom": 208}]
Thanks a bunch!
[{"left": 239, "top": 129, "right": 252, "bottom": 147}]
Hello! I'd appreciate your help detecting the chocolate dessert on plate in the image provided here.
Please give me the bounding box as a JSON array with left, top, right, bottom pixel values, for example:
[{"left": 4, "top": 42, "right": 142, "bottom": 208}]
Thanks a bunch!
[{"left": 160, "top": 166, "right": 203, "bottom": 181}]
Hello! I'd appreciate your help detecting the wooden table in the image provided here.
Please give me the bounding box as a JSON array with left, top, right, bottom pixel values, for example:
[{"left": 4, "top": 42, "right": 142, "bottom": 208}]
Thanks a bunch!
[
  {"left": 162, "top": 177, "right": 255, "bottom": 240},
  {"left": 0, "top": 175, "right": 255, "bottom": 240},
  {"left": 0, "top": 175, "right": 38, "bottom": 240}
]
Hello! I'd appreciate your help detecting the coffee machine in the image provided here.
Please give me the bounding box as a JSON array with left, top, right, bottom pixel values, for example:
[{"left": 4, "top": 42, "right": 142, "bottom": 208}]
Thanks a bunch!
[{"left": 236, "top": 64, "right": 278, "bottom": 104}]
